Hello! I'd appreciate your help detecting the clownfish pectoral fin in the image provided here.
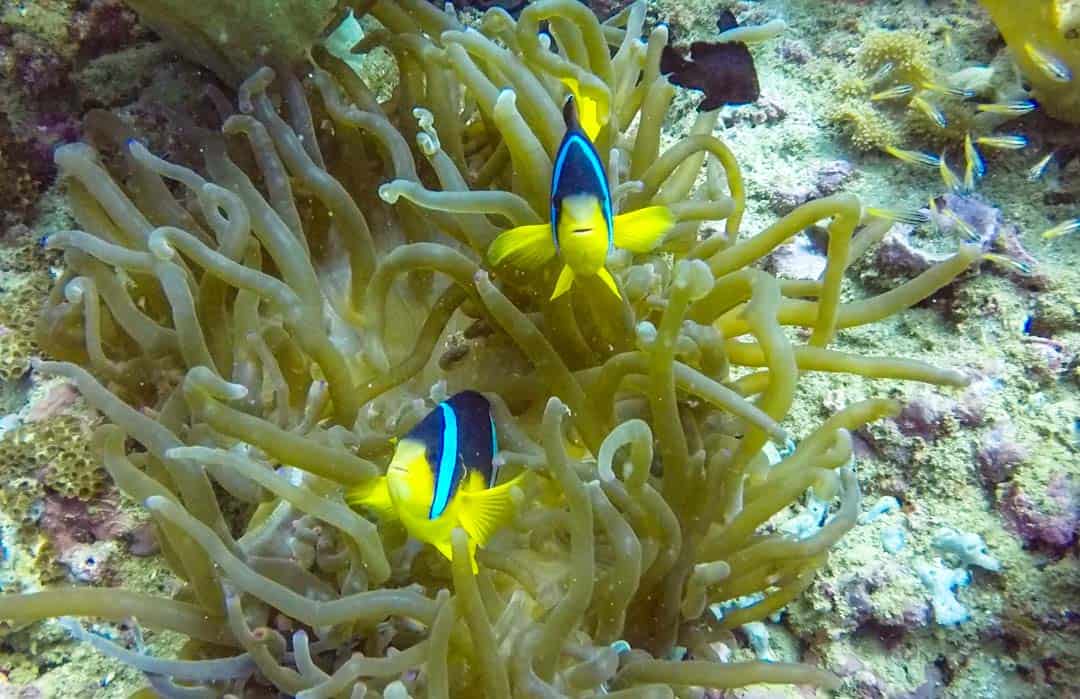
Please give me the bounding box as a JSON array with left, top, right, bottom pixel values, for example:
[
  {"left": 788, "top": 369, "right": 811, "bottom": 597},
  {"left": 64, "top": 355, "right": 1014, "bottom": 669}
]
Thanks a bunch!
[
  {"left": 596, "top": 267, "right": 623, "bottom": 300},
  {"left": 488, "top": 223, "right": 557, "bottom": 271},
  {"left": 612, "top": 206, "right": 676, "bottom": 253},
  {"left": 550, "top": 265, "right": 576, "bottom": 300},
  {"left": 456, "top": 473, "right": 525, "bottom": 549},
  {"left": 345, "top": 476, "right": 397, "bottom": 521}
]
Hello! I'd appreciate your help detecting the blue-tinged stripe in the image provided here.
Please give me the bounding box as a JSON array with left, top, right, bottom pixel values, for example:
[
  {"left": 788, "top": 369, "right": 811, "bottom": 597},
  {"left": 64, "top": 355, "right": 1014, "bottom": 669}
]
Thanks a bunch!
[
  {"left": 429, "top": 402, "right": 458, "bottom": 519},
  {"left": 489, "top": 416, "right": 499, "bottom": 487},
  {"left": 550, "top": 132, "right": 614, "bottom": 249}
]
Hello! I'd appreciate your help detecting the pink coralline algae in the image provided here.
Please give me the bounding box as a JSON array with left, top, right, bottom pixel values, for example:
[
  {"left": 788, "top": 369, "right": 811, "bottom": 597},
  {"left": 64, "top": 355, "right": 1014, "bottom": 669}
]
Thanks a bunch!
[
  {"left": 721, "top": 90, "right": 787, "bottom": 128},
  {"left": 25, "top": 381, "right": 80, "bottom": 423},
  {"left": 69, "top": 0, "right": 145, "bottom": 62},
  {"left": 817, "top": 565, "right": 930, "bottom": 644},
  {"left": 832, "top": 653, "right": 889, "bottom": 699},
  {"left": 777, "top": 38, "right": 812, "bottom": 64},
  {"left": 871, "top": 194, "right": 1044, "bottom": 290},
  {"left": 0, "top": 114, "right": 65, "bottom": 227},
  {"left": 37, "top": 492, "right": 140, "bottom": 579},
  {"left": 1022, "top": 337, "right": 1075, "bottom": 384},
  {"left": 976, "top": 421, "right": 1028, "bottom": 488},
  {"left": 929, "top": 193, "right": 1045, "bottom": 288},
  {"left": 893, "top": 388, "right": 986, "bottom": 441},
  {"left": 1001, "top": 474, "right": 1080, "bottom": 557},
  {"left": 9, "top": 33, "right": 72, "bottom": 99}
]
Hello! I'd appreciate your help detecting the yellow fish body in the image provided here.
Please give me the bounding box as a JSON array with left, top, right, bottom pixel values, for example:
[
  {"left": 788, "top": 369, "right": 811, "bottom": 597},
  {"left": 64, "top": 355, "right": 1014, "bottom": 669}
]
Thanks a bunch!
[
  {"left": 347, "top": 391, "right": 522, "bottom": 573},
  {"left": 487, "top": 95, "right": 674, "bottom": 300}
]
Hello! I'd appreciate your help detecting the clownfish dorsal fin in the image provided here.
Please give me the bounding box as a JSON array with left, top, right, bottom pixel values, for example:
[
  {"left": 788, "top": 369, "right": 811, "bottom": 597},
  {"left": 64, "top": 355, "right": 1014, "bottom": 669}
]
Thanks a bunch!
[{"left": 559, "top": 85, "right": 603, "bottom": 141}]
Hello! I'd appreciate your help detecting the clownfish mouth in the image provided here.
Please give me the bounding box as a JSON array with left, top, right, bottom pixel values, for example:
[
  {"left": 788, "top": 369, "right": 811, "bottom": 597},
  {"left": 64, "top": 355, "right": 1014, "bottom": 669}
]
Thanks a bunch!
[{"left": 571, "top": 227, "right": 593, "bottom": 234}]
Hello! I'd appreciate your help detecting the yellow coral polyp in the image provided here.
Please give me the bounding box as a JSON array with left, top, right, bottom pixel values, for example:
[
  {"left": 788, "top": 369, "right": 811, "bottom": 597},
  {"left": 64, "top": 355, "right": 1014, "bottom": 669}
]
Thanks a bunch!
[
  {"left": 858, "top": 29, "right": 934, "bottom": 86},
  {"left": 830, "top": 102, "right": 901, "bottom": 150},
  {"left": 979, "top": 0, "right": 1080, "bottom": 124}
]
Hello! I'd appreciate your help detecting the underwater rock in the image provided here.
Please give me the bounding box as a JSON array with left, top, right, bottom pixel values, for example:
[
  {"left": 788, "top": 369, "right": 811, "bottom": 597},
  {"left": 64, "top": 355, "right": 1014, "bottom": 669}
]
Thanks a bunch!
[
  {"left": 720, "top": 91, "right": 788, "bottom": 128},
  {"left": 930, "top": 194, "right": 1045, "bottom": 288},
  {"left": 1026, "top": 291, "right": 1080, "bottom": 337},
  {"left": 1001, "top": 475, "right": 1080, "bottom": 557},
  {"left": 976, "top": 421, "right": 1028, "bottom": 488},
  {"left": 874, "top": 223, "right": 946, "bottom": 278},
  {"left": 0, "top": 114, "right": 61, "bottom": 227},
  {"left": 9, "top": 32, "right": 72, "bottom": 99},
  {"left": 57, "top": 541, "right": 116, "bottom": 584},
  {"left": 68, "top": 0, "right": 145, "bottom": 61},
  {"left": 768, "top": 159, "right": 855, "bottom": 213},
  {"left": 125, "top": 522, "right": 159, "bottom": 557},
  {"left": 894, "top": 392, "right": 962, "bottom": 441},
  {"left": 25, "top": 381, "right": 79, "bottom": 423},
  {"left": 777, "top": 38, "right": 812, "bottom": 65},
  {"left": 763, "top": 233, "right": 827, "bottom": 280},
  {"left": 1022, "top": 336, "right": 1075, "bottom": 385},
  {"left": 37, "top": 492, "right": 136, "bottom": 562}
]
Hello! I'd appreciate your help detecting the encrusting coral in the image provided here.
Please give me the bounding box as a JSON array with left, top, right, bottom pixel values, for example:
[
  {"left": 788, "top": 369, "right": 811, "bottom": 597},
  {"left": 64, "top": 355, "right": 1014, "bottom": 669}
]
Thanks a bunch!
[{"left": 0, "top": 0, "right": 983, "bottom": 695}]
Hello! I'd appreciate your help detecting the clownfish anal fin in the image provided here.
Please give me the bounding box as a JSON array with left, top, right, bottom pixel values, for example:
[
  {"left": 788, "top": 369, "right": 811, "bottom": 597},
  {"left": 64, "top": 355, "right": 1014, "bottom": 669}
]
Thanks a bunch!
[
  {"left": 457, "top": 474, "right": 524, "bottom": 548},
  {"left": 432, "top": 537, "right": 457, "bottom": 566},
  {"left": 346, "top": 476, "right": 397, "bottom": 521},
  {"left": 596, "top": 267, "right": 623, "bottom": 299},
  {"left": 488, "top": 223, "right": 557, "bottom": 270},
  {"left": 550, "top": 265, "right": 576, "bottom": 300},
  {"left": 436, "top": 535, "right": 479, "bottom": 574},
  {"left": 613, "top": 206, "right": 676, "bottom": 253}
]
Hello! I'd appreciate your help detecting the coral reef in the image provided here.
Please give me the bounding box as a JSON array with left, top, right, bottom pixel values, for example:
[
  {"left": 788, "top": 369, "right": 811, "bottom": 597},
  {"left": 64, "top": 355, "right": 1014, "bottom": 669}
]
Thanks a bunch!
[
  {"left": 0, "top": 0, "right": 1074, "bottom": 697},
  {"left": 0, "top": 233, "right": 55, "bottom": 382},
  {"left": 0, "top": 0, "right": 988, "bottom": 695},
  {"left": 0, "top": 410, "right": 106, "bottom": 529}
]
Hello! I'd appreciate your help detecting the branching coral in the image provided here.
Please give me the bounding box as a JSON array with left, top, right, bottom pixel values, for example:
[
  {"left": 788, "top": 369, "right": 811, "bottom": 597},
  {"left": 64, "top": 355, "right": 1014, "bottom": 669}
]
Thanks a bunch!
[{"left": 0, "top": 1, "right": 980, "bottom": 695}]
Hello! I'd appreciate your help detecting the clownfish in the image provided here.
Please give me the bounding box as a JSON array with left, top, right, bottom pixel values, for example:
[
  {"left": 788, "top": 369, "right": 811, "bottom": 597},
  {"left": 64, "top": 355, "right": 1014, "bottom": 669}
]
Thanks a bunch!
[
  {"left": 487, "top": 95, "right": 674, "bottom": 301},
  {"left": 346, "top": 391, "right": 523, "bottom": 573}
]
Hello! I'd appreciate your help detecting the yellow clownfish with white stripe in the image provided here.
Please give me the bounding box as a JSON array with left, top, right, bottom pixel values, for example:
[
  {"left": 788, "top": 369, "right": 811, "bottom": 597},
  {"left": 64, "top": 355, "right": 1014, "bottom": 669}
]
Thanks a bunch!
[
  {"left": 487, "top": 95, "right": 674, "bottom": 300},
  {"left": 346, "top": 391, "right": 524, "bottom": 573}
]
